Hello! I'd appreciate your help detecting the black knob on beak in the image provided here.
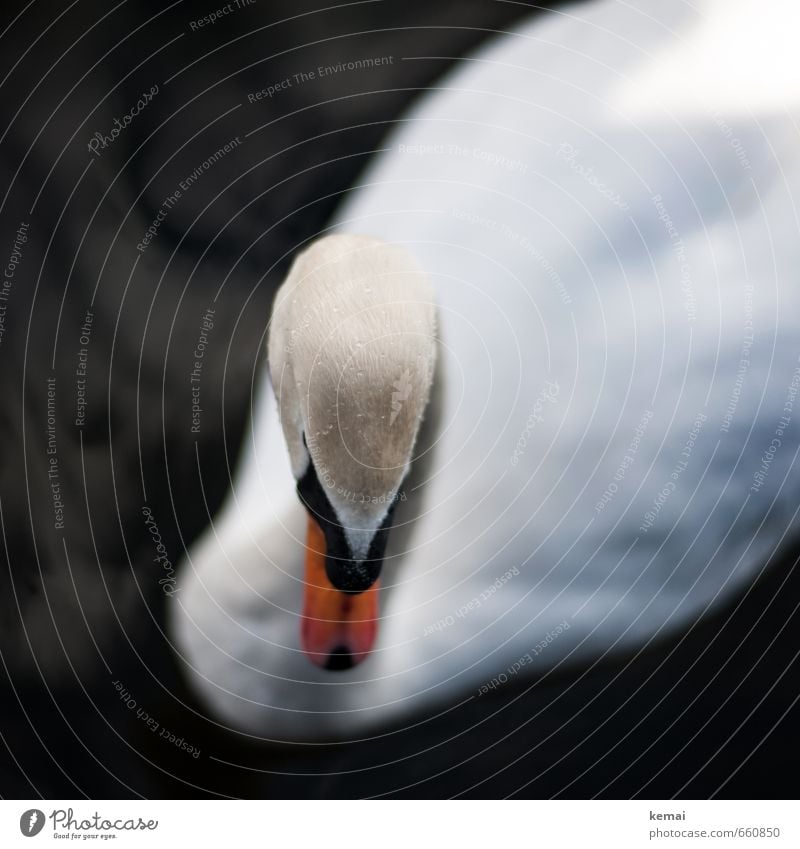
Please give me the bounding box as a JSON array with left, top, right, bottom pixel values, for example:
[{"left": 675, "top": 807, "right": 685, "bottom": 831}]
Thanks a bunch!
[{"left": 325, "top": 557, "right": 382, "bottom": 594}]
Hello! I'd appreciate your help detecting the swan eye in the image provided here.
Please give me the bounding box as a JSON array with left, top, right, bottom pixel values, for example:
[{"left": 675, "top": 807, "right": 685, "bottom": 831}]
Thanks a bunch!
[{"left": 296, "top": 456, "right": 348, "bottom": 558}]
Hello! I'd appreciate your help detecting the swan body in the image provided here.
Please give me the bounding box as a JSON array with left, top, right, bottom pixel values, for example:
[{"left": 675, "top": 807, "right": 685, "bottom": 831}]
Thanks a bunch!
[{"left": 172, "top": 0, "right": 800, "bottom": 739}]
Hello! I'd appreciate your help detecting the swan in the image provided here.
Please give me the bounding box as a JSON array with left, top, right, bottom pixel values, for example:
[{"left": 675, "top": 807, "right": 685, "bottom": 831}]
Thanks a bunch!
[{"left": 171, "top": 0, "right": 800, "bottom": 740}]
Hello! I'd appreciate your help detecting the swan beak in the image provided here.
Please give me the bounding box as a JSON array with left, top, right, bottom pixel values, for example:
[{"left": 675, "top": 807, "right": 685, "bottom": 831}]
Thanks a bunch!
[{"left": 301, "top": 516, "right": 379, "bottom": 670}]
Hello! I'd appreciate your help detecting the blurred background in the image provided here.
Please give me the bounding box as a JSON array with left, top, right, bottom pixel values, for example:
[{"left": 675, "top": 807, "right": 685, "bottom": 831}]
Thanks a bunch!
[{"left": 0, "top": 0, "right": 798, "bottom": 798}]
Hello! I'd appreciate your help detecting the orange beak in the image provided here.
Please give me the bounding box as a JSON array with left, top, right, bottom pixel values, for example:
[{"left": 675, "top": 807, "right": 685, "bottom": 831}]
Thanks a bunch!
[{"left": 301, "top": 516, "right": 380, "bottom": 670}]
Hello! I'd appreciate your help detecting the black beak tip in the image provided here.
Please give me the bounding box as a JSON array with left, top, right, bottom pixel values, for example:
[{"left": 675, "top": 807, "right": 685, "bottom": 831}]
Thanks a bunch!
[{"left": 325, "top": 646, "right": 355, "bottom": 671}]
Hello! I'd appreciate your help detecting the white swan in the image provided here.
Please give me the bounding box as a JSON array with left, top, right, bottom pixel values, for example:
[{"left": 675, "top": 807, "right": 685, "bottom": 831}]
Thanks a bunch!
[
  {"left": 171, "top": 0, "right": 800, "bottom": 740},
  {"left": 265, "top": 234, "right": 436, "bottom": 668}
]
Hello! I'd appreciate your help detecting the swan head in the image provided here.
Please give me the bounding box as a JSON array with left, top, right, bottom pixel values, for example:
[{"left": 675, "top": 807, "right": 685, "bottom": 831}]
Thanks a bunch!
[{"left": 268, "top": 234, "right": 437, "bottom": 669}]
